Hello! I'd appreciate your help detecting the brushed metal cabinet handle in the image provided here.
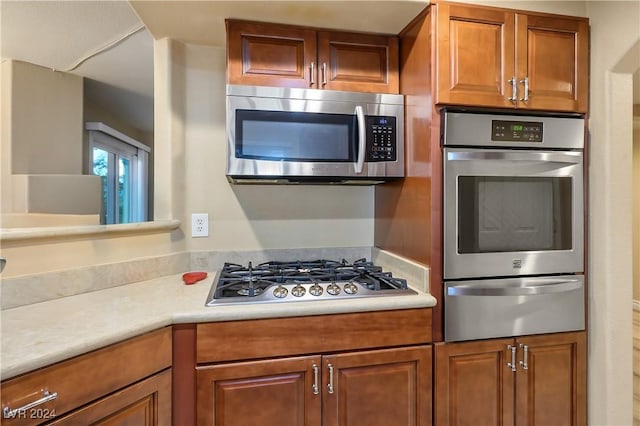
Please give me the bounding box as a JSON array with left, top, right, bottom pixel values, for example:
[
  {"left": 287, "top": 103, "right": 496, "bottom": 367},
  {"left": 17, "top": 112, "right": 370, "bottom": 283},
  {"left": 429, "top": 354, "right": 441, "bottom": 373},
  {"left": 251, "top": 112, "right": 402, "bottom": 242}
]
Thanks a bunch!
[
  {"left": 508, "top": 77, "right": 518, "bottom": 102},
  {"left": 507, "top": 345, "right": 517, "bottom": 372},
  {"left": 312, "top": 364, "right": 319, "bottom": 395},
  {"left": 3, "top": 390, "right": 57, "bottom": 419},
  {"left": 327, "top": 363, "right": 335, "bottom": 394},
  {"left": 520, "top": 77, "right": 529, "bottom": 102},
  {"left": 310, "top": 61, "right": 316, "bottom": 86},
  {"left": 322, "top": 62, "right": 327, "bottom": 86},
  {"left": 519, "top": 343, "right": 529, "bottom": 370}
]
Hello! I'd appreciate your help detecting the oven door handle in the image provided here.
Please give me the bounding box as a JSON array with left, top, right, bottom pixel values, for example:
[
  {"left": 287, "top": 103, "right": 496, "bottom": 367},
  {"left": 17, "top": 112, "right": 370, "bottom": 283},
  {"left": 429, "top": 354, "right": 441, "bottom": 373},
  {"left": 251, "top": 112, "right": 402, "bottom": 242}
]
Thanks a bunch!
[
  {"left": 354, "top": 105, "right": 366, "bottom": 174},
  {"left": 446, "top": 151, "right": 581, "bottom": 164},
  {"left": 447, "top": 278, "right": 583, "bottom": 296}
]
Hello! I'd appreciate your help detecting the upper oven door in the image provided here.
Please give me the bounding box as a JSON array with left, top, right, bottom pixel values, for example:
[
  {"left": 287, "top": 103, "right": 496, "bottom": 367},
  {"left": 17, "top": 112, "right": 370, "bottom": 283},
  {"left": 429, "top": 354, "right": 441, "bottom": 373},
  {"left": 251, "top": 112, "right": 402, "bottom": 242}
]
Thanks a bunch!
[
  {"left": 226, "top": 85, "right": 404, "bottom": 179},
  {"left": 443, "top": 148, "right": 584, "bottom": 279}
]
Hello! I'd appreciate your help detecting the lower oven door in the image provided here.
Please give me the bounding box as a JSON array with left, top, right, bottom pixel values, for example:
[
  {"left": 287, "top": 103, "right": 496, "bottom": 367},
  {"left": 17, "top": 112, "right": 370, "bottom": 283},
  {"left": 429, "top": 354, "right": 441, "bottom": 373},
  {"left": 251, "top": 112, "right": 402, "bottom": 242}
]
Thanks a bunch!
[{"left": 444, "top": 275, "right": 585, "bottom": 342}]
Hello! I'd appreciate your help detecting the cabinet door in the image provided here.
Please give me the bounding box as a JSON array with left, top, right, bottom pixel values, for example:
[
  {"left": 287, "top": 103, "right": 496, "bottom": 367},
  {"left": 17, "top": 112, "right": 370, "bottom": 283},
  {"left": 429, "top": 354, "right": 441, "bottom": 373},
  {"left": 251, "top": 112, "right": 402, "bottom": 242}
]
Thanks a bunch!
[
  {"left": 227, "top": 20, "right": 317, "bottom": 88},
  {"left": 435, "top": 3, "right": 516, "bottom": 108},
  {"left": 48, "top": 369, "right": 171, "bottom": 426},
  {"left": 317, "top": 31, "right": 399, "bottom": 93},
  {"left": 323, "top": 346, "right": 432, "bottom": 426},
  {"left": 515, "top": 331, "right": 586, "bottom": 426},
  {"left": 196, "top": 355, "right": 321, "bottom": 426},
  {"left": 434, "top": 339, "right": 515, "bottom": 426},
  {"left": 515, "top": 14, "right": 589, "bottom": 113}
]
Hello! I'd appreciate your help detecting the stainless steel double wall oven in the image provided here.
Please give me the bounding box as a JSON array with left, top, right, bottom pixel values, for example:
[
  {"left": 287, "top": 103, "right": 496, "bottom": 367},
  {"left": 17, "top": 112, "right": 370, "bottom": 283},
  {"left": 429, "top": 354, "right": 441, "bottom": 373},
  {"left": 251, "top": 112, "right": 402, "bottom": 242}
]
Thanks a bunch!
[{"left": 442, "top": 111, "right": 586, "bottom": 342}]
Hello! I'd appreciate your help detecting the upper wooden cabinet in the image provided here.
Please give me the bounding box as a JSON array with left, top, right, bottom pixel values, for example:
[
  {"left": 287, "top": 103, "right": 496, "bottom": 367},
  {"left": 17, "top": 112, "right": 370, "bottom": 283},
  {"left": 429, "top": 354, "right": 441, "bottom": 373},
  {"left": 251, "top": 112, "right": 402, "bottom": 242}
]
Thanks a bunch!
[
  {"left": 435, "top": 2, "right": 589, "bottom": 112},
  {"left": 227, "top": 20, "right": 399, "bottom": 93}
]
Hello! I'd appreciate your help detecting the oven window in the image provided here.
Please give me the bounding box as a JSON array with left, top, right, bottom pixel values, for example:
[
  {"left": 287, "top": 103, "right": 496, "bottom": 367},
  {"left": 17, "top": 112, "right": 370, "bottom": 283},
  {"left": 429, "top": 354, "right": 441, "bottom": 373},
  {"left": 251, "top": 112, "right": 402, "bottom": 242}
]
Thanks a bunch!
[
  {"left": 236, "top": 110, "right": 356, "bottom": 162},
  {"left": 458, "top": 176, "right": 573, "bottom": 253}
]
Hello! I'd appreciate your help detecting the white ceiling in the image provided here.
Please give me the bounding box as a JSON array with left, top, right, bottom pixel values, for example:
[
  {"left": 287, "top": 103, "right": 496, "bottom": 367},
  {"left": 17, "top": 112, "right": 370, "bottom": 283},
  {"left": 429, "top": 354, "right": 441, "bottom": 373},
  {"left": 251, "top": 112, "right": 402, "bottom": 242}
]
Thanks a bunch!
[
  {"left": 130, "top": 1, "right": 429, "bottom": 46},
  {"left": 1, "top": 0, "right": 639, "bottom": 138},
  {"left": 1, "top": 1, "right": 154, "bottom": 133}
]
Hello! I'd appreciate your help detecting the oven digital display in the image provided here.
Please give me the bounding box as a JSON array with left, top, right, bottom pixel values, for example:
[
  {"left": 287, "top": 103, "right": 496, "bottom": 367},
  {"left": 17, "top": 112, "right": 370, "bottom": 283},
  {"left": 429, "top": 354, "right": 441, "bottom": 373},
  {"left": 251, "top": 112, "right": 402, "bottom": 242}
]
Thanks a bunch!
[{"left": 491, "top": 120, "right": 543, "bottom": 142}]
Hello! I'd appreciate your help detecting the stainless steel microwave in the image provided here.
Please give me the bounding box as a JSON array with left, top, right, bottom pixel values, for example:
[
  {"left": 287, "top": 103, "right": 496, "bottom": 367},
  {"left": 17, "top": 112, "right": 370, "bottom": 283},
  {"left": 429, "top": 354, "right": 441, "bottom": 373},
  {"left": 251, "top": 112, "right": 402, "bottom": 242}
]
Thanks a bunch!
[{"left": 226, "top": 85, "right": 404, "bottom": 184}]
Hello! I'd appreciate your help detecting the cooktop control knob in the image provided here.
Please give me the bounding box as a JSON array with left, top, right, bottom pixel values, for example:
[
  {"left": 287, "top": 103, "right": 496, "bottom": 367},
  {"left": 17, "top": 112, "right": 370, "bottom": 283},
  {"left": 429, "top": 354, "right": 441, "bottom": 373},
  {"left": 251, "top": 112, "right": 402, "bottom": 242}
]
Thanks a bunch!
[
  {"left": 327, "top": 282, "right": 341, "bottom": 295},
  {"left": 343, "top": 282, "right": 358, "bottom": 295},
  {"left": 273, "top": 285, "right": 288, "bottom": 298},
  {"left": 291, "top": 284, "right": 306, "bottom": 297},
  {"left": 309, "top": 284, "right": 323, "bottom": 296}
]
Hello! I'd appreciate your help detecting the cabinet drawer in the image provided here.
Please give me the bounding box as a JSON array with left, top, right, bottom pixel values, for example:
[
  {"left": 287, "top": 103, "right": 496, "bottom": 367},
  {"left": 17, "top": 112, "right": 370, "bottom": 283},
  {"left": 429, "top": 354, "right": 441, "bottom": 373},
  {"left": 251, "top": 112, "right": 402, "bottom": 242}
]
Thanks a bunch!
[
  {"left": 1, "top": 327, "right": 171, "bottom": 425},
  {"left": 197, "top": 308, "right": 432, "bottom": 363},
  {"left": 48, "top": 369, "right": 171, "bottom": 426}
]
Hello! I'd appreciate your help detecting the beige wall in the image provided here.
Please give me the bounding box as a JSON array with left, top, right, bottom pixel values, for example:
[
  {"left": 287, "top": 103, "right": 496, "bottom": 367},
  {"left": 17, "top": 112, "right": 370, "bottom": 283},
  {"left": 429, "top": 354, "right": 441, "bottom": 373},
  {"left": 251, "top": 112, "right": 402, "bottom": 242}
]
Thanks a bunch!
[
  {"left": 1, "top": 60, "right": 13, "bottom": 217},
  {"left": 634, "top": 112, "right": 640, "bottom": 301},
  {"left": 587, "top": 2, "right": 640, "bottom": 425},
  {"left": 83, "top": 97, "right": 153, "bottom": 148},
  {"left": 1, "top": 60, "right": 84, "bottom": 216},
  {"left": 10, "top": 61, "right": 83, "bottom": 175}
]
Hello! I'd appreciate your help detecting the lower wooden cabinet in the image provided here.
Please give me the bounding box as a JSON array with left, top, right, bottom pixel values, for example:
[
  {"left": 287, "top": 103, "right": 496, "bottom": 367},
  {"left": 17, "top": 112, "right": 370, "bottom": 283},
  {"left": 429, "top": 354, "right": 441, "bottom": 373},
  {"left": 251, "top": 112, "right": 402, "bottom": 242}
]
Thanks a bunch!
[
  {"left": 47, "top": 369, "right": 171, "bottom": 426},
  {"left": 196, "top": 345, "right": 432, "bottom": 426},
  {"left": 1, "top": 328, "right": 172, "bottom": 426},
  {"left": 434, "top": 331, "right": 586, "bottom": 426}
]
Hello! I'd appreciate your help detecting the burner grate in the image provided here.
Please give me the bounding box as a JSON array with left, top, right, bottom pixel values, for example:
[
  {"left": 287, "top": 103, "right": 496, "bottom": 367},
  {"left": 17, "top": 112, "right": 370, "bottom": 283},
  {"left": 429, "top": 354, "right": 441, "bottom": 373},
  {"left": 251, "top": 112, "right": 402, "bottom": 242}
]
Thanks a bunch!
[{"left": 208, "top": 258, "right": 413, "bottom": 302}]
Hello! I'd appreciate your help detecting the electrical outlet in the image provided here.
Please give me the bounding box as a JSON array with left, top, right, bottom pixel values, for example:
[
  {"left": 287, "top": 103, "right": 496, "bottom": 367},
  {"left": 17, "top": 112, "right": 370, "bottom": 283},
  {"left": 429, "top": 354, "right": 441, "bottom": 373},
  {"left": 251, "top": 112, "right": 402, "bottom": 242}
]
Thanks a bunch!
[{"left": 191, "top": 213, "right": 209, "bottom": 237}]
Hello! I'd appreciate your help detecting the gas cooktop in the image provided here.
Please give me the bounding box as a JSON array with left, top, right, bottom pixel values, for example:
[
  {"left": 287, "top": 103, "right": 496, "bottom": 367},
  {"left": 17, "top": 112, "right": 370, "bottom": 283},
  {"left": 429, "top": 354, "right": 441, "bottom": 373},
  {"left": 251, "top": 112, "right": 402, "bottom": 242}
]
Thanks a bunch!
[{"left": 205, "top": 258, "right": 417, "bottom": 305}]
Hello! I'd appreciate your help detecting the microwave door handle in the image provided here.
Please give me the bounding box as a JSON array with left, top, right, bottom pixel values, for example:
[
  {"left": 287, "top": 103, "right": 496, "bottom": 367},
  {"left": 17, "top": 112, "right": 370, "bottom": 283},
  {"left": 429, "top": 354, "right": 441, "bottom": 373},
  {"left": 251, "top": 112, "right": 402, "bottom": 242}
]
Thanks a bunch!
[
  {"left": 446, "top": 151, "right": 581, "bottom": 165},
  {"left": 447, "top": 278, "right": 583, "bottom": 296},
  {"left": 355, "top": 105, "right": 366, "bottom": 174}
]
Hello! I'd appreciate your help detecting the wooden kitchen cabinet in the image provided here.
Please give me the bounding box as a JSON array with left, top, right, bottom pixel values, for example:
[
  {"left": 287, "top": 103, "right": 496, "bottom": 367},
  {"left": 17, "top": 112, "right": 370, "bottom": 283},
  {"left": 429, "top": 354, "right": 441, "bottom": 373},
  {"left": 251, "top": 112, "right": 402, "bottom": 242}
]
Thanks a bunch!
[
  {"left": 1, "top": 328, "right": 172, "bottom": 426},
  {"left": 435, "top": 1, "right": 589, "bottom": 112},
  {"left": 434, "top": 331, "right": 586, "bottom": 426},
  {"left": 196, "top": 346, "right": 432, "bottom": 426},
  {"left": 46, "top": 369, "right": 171, "bottom": 426},
  {"left": 196, "top": 355, "right": 321, "bottom": 426},
  {"left": 323, "top": 346, "right": 432, "bottom": 426},
  {"left": 172, "top": 309, "right": 433, "bottom": 425},
  {"left": 227, "top": 20, "right": 399, "bottom": 93}
]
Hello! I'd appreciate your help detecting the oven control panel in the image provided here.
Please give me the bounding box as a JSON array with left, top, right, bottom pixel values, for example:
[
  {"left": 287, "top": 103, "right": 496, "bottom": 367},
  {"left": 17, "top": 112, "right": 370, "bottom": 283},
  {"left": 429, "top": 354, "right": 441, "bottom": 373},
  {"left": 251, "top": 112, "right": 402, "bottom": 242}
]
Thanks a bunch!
[
  {"left": 491, "top": 120, "right": 543, "bottom": 142},
  {"left": 366, "top": 116, "right": 397, "bottom": 162}
]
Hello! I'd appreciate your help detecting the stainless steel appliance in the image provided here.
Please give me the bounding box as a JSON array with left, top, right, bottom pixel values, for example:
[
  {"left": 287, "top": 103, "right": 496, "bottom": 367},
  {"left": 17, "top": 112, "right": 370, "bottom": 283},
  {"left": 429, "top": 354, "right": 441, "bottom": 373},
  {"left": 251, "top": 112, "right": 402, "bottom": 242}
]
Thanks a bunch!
[
  {"left": 226, "top": 85, "right": 404, "bottom": 184},
  {"left": 205, "top": 259, "right": 416, "bottom": 305},
  {"left": 445, "top": 275, "right": 585, "bottom": 342},
  {"left": 442, "top": 111, "right": 586, "bottom": 342}
]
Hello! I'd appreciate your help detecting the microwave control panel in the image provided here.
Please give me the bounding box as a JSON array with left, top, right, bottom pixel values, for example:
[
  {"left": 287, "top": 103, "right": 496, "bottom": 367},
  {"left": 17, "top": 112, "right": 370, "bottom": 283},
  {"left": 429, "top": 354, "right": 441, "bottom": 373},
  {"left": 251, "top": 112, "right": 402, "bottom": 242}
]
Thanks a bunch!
[
  {"left": 491, "top": 120, "right": 543, "bottom": 142},
  {"left": 366, "top": 116, "right": 397, "bottom": 162}
]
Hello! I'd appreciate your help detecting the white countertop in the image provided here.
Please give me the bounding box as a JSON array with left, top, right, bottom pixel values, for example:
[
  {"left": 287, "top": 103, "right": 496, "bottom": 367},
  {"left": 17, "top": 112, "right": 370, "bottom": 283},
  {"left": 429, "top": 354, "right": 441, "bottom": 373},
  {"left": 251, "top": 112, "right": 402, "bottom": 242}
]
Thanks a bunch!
[{"left": 1, "top": 273, "right": 436, "bottom": 380}]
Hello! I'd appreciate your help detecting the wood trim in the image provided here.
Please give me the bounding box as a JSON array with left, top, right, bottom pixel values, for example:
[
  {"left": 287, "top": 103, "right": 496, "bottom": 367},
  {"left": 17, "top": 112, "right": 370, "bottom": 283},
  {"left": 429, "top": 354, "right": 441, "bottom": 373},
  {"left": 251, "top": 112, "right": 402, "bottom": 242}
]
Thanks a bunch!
[
  {"left": 196, "top": 309, "right": 432, "bottom": 364},
  {"left": 1, "top": 328, "right": 171, "bottom": 426},
  {"left": 375, "top": 8, "right": 444, "bottom": 341},
  {"left": 172, "top": 324, "right": 196, "bottom": 426}
]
